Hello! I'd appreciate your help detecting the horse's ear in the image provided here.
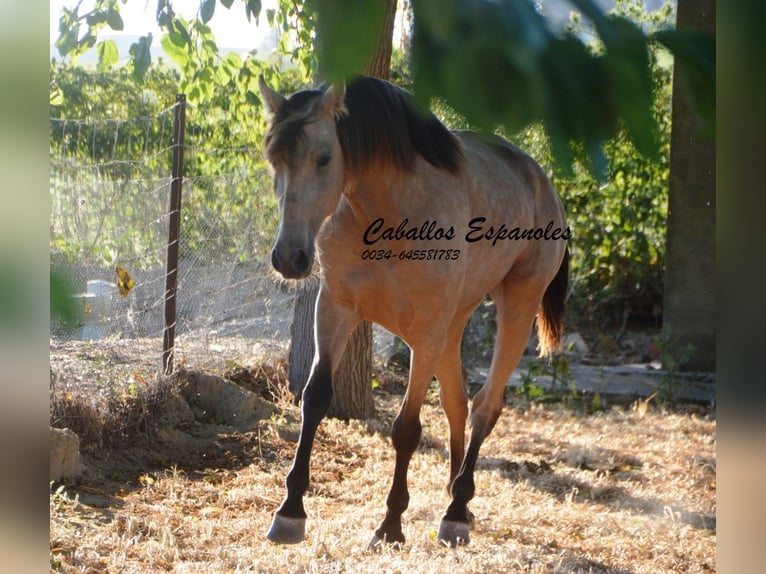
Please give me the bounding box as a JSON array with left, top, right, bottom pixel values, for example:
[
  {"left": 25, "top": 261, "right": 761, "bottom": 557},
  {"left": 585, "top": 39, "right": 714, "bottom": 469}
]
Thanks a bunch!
[
  {"left": 258, "top": 75, "right": 287, "bottom": 117},
  {"left": 320, "top": 83, "right": 347, "bottom": 119}
]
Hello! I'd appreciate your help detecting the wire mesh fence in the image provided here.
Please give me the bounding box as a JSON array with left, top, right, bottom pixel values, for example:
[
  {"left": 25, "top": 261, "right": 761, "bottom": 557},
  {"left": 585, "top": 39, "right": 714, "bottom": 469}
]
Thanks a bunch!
[{"left": 50, "top": 98, "right": 292, "bottom": 371}]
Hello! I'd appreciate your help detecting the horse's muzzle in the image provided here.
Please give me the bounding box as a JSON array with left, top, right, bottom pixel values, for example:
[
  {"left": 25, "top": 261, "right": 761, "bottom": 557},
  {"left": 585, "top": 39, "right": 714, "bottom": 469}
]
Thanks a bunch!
[{"left": 271, "top": 244, "right": 313, "bottom": 279}]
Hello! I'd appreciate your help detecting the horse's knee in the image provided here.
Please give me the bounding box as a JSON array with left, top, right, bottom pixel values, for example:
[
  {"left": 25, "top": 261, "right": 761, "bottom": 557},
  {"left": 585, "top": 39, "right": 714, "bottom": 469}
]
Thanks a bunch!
[
  {"left": 440, "top": 385, "right": 468, "bottom": 415},
  {"left": 391, "top": 415, "right": 422, "bottom": 455}
]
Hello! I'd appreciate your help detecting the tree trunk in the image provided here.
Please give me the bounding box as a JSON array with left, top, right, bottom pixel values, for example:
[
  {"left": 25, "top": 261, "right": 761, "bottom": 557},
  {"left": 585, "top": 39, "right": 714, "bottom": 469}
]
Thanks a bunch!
[
  {"left": 286, "top": 0, "right": 398, "bottom": 419},
  {"left": 287, "top": 280, "right": 318, "bottom": 398},
  {"left": 364, "top": 0, "right": 397, "bottom": 79},
  {"left": 328, "top": 320, "right": 374, "bottom": 419},
  {"left": 663, "top": 0, "right": 715, "bottom": 371}
]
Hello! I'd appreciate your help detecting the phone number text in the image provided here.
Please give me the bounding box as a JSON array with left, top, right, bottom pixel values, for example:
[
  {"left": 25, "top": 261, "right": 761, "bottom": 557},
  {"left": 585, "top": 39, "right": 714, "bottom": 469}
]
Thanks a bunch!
[{"left": 361, "top": 248, "right": 461, "bottom": 262}]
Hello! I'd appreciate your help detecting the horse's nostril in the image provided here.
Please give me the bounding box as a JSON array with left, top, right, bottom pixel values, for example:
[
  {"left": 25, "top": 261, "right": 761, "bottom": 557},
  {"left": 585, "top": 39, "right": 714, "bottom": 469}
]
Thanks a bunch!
[
  {"left": 271, "top": 248, "right": 282, "bottom": 273},
  {"left": 294, "top": 248, "right": 309, "bottom": 273}
]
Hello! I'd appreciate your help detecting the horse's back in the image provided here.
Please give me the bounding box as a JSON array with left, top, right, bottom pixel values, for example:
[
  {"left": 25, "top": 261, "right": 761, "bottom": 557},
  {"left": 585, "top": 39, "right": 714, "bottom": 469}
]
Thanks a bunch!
[
  {"left": 454, "top": 130, "right": 567, "bottom": 268},
  {"left": 454, "top": 130, "right": 560, "bottom": 213}
]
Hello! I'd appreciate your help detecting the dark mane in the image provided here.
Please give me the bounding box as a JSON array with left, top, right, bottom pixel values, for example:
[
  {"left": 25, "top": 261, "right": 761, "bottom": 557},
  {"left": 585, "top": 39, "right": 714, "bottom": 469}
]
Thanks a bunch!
[
  {"left": 338, "top": 77, "right": 462, "bottom": 174},
  {"left": 264, "top": 77, "right": 463, "bottom": 175}
]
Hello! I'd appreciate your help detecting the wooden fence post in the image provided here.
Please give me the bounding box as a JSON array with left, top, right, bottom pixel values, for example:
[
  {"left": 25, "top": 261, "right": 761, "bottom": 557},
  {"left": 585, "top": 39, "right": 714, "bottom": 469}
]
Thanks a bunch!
[{"left": 162, "top": 94, "right": 187, "bottom": 375}]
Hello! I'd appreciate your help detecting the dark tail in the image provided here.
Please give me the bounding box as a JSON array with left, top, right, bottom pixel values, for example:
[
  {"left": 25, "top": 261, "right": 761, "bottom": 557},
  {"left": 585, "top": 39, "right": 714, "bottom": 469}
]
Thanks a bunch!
[{"left": 537, "top": 247, "right": 569, "bottom": 357}]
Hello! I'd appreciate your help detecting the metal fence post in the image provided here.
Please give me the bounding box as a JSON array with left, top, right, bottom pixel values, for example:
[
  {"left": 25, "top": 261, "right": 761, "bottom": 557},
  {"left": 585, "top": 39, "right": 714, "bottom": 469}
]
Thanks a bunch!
[{"left": 162, "top": 94, "right": 186, "bottom": 375}]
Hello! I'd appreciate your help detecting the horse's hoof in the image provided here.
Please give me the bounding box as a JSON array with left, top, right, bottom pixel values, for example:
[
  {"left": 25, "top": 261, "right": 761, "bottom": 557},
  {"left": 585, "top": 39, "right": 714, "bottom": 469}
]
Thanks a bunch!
[
  {"left": 266, "top": 514, "right": 306, "bottom": 544},
  {"left": 367, "top": 533, "right": 384, "bottom": 552},
  {"left": 437, "top": 519, "right": 471, "bottom": 547},
  {"left": 367, "top": 533, "right": 404, "bottom": 552}
]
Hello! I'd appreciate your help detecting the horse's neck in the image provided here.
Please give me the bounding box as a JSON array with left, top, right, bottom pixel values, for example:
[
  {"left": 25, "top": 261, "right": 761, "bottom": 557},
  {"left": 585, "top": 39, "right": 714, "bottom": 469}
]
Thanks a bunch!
[{"left": 341, "top": 170, "right": 410, "bottom": 224}]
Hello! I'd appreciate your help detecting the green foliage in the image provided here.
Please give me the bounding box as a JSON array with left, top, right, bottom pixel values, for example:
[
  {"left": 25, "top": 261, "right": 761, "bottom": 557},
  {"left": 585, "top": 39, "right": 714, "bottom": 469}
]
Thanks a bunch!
[
  {"left": 403, "top": 0, "right": 710, "bottom": 174},
  {"left": 316, "top": 0, "right": 386, "bottom": 83},
  {"left": 509, "top": 1, "right": 673, "bottom": 325},
  {"left": 270, "top": 0, "right": 317, "bottom": 81},
  {"left": 49, "top": 0, "right": 313, "bottom": 321},
  {"left": 517, "top": 353, "right": 575, "bottom": 404},
  {"left": 49, "top": 63, "right": 180, "bottom": 159},
  {"left": 53, "top": 0, "right": 713, "bottom": 171},
  {"left": 49, "top": 58, "right": 295, "bottom": 270}
]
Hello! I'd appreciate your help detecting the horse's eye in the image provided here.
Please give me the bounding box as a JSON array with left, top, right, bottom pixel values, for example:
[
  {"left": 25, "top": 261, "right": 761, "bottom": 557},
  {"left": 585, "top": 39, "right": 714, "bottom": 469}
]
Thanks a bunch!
[{"left": 317, "top": 155, "right": 331, "bottom": 169}]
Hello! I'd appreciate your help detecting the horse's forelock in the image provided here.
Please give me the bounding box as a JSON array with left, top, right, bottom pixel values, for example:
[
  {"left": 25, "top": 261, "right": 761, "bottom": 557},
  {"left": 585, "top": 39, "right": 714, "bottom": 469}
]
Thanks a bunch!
[{"left": 265, "top": 89, "right": 323, "bottom": 165}]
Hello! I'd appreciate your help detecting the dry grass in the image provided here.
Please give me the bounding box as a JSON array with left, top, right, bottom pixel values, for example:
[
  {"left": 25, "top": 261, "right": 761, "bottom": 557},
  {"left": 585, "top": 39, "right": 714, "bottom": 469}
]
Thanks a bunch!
[{"left": 50, "top": 338, "right": 715, "bottom": 573}]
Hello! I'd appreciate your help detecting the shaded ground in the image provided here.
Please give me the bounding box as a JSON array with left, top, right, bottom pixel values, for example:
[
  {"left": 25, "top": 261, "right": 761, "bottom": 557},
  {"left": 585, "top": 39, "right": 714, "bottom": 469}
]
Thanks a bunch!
[{"left": 50, "top": 334, "right": 715, "bottom": 573}]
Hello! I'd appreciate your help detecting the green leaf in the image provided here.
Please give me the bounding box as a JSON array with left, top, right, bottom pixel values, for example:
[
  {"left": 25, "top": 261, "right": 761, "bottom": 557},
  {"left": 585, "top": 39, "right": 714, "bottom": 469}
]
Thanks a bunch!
[
  {"left": 129, "top": 34, "right": 153, "bottom": 83},
  {"left": 107, "top": 8, "right": 124, "bottom": 31},
  {"left": 410, "top": 0, "right": 671, "bottom": 173},
  {"left": 85, "top": 12, "right": 108, "bottom": 27},
  {"left": 200, "top": 0, "right": 216, "bottom": 24},
  {"left": 156, "top": 0, "right": 170, "bottom": 19},
  {"left": 82, "top": 30, "right": 97, "bottom": 50},
  {"left": 316, "top": 0, "right": 386, "bottom": 83},
  {"left": 188, "top": 84, "right": 201, "bottom": 102},
  {"left": 158, "top": 10, "right": 172, "bottom": 27},
  {"left": 221, "top": 0, "right": 235, "bottom": 8},
  {"left": 55, "top": 24, "right": 79, "bottom": 57},
  {"left": 161, "top": 33, "right": 189, "bottom": 67},
  {"left": 225, "top": 52, "right": 243, "bottom": 68},
  {"left": 49, "top": 84, "right": 64, "bottom": 106},
  {"left": 245, "top": 0, "right": 261, "bottom": 23},
  {"left": 96, "top": 39, "right": 119, "bottom": 70},
  {"left": 171, "top": 18, "right": 192, "bottom": 47},
  {"left": 245, "top": 89, "right": 260, "bottom": 105}
]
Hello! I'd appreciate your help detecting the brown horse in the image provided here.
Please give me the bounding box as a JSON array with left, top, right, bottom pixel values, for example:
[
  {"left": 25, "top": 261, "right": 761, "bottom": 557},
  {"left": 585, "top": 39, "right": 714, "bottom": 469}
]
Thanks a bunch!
[{"left": 258, "top": 75, "right": 569, "bottom": 547}]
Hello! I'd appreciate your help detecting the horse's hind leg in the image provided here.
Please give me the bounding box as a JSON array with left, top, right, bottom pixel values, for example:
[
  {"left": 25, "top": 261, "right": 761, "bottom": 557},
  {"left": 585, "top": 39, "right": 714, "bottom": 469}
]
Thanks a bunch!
[
  {"left": 438, "top": 281, "right": 543, "bottom": 547},
  {"left": 267, "top": 287, "right": 359, "bottom": 544}
]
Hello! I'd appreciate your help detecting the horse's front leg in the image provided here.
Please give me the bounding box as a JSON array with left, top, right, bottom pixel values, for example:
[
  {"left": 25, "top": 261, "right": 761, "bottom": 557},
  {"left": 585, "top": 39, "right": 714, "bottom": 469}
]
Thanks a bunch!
[
  {"left": 267, "top": 287, "right": 358, "bottom": 544},
  {"left": 369, "top": 343, "right": 444, "bottom": 549}
]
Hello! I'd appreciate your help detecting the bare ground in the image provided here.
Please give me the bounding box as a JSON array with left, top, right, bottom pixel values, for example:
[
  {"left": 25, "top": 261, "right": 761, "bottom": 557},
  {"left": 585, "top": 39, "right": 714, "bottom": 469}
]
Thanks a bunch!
[{"left": 50, "top": 335, "right": 715, "bottom": 573}]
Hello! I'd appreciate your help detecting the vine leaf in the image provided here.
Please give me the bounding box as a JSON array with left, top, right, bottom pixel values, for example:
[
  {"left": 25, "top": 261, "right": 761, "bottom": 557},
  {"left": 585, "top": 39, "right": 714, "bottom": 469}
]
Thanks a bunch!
[
  {"left": 200, "top": 0, "right": 217, "bottom": 24},
  {"left": 97, "top": 39, "right": 119, "bottom": 70},
  {"left": 129, "top": 34, "right": 153, "bottom": 83},
  {"left": 106, "top": 8, "right": 124, "bottom": 31}
]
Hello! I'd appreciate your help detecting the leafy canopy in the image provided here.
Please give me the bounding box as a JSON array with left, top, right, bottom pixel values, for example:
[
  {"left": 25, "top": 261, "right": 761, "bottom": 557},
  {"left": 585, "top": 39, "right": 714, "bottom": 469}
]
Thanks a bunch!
[{"left": 54, "top": 0, "right": 714, "bottom": 171}]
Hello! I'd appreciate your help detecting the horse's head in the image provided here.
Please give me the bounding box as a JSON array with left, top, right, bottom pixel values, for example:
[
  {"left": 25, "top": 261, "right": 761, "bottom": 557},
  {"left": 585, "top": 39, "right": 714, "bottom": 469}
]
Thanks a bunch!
[{"left": 259, "top": 76, "right": 347, "bottom": 279}]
